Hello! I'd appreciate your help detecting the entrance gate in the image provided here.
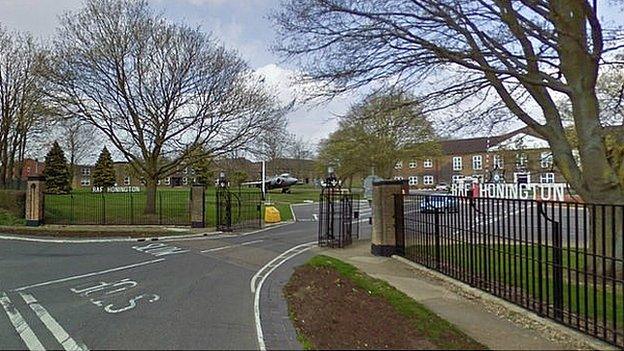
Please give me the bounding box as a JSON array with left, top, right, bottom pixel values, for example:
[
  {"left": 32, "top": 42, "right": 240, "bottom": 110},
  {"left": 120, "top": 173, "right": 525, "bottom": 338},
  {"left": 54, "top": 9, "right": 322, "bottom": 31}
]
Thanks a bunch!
[
  {"left": 317, "top": 189, "right": 359, "bottom": 248},
  {"left": 215, "top": 186, "right": 263, "bottom": 232}
]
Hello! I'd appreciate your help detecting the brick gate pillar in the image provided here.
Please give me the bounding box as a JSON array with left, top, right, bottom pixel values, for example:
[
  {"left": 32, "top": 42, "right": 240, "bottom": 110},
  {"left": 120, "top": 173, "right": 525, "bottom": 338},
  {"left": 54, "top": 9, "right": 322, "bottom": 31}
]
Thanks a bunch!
[
  {"left": 26, "top": 176, "right": 45, "bottom": 227},
  {"left": 190, "top": 185, "right": 205, "bottom": 228},
  {"left": 371, "top": 179, "right": 407, "bottom": 256}
]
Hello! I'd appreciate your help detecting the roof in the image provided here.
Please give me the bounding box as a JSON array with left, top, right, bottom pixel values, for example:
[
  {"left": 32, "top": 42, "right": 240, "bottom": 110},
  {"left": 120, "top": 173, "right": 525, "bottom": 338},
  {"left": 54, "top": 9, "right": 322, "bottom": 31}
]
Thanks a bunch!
[{"left": 439, "top": 127, "right": 539, "bottom": 155}]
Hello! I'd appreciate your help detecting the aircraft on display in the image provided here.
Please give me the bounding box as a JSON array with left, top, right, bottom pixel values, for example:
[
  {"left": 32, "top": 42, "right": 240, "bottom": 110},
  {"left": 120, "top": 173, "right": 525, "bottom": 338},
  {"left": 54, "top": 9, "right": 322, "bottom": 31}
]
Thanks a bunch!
[{"left": 242, "top": 173, "right": 299, "bottom": 193}]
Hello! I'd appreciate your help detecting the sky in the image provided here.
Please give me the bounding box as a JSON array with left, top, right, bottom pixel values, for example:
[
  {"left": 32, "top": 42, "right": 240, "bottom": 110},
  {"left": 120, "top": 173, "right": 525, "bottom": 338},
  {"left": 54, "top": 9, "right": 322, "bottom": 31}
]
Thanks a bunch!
[
  {"left": 0, "top": 0, "right": 623, "bottom": 151},
  {"left": 0, "top": 0, "right": 354, "bottom": 147}
]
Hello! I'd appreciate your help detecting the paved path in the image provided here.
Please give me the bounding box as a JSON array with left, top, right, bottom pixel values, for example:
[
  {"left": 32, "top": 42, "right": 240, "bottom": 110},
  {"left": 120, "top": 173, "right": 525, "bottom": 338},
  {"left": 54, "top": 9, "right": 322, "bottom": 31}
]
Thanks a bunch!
[
  {"left": 319, "top": 241, "right": 585, "bottom": 350},
  {"left": 0, "top": 203, "right": 372, "bottom": 350}
]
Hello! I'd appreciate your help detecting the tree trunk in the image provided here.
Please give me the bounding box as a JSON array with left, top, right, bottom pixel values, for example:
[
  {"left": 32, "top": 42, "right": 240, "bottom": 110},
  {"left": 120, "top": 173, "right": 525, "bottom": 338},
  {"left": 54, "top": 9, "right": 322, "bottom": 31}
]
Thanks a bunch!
[
  {"left": 145, "top": 178, "right": 158, "bottom": 215},
  {"left": 586, "top": 202, "right": 624, "bottom": 277}
]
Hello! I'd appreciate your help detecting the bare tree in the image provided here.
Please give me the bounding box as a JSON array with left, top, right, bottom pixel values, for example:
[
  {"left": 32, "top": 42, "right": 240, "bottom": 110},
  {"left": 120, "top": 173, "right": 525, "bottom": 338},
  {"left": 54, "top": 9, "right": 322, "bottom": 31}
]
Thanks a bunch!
[
  {"left": 288, "top": 135, "right": 314, "bottom": 160},
  {"left": 57, "top": 119, "right": 100, "bottom": 183},
  {"left": 0, "top": 25, "right": 47, "bottom": 187},
  {"left": 48, "top": 0, "right": 279, "bottom": 213},
  {"left": 272, "top": 0, "right": 624, "bottom": 269},
  {"left": 253, "top": 107, "right": 291, "bottom": 175}
]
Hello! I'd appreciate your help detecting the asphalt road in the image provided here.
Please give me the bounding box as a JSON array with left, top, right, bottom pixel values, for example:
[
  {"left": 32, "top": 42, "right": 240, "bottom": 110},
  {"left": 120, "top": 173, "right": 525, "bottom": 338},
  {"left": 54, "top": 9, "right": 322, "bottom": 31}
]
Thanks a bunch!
[{"left": 0, "top": 203, "right": 372, "bottom": 350}]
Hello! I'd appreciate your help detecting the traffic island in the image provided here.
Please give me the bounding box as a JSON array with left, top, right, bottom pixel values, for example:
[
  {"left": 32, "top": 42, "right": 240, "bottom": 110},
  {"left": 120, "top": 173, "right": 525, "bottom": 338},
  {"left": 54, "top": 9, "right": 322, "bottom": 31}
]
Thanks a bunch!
[{"left": 283, "top": 255, "right": 485, "bottom": 350}]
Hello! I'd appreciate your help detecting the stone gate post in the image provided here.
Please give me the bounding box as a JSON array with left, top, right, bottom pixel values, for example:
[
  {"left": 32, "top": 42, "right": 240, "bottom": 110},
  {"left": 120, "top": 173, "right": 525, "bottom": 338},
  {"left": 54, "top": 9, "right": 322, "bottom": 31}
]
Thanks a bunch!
[
  {"left": 26, "top": 176, "right": 45, "bottom": 227},
  {"left": 371, "top": 179, "right": 407, "bottom": 256},
  {"left": 190, "top": 185, "right": 206, "bottom": 228}
]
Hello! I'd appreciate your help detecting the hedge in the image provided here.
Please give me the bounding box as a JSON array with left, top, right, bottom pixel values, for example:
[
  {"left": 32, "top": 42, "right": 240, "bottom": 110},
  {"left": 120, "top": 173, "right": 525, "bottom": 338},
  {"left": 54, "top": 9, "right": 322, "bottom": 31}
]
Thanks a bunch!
[{"left": 0, "top": 190, "right": 26, "bottom": 218}]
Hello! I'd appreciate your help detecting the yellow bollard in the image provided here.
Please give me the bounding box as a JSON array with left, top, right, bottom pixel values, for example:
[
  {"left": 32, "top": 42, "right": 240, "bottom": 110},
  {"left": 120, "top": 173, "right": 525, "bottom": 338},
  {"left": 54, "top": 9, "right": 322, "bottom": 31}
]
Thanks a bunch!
[{"left": 264, "top": 206, "right": 282, "bottom": 223}]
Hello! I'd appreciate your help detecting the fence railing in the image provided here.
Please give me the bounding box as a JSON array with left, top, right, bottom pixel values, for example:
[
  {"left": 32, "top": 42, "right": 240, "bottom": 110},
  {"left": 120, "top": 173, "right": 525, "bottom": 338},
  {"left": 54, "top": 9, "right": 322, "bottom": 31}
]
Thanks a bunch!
[
  {"left": 0, "top": 179, "right": 26, "bottom": 190},
  {"left": 318, "top": 191, "right": 360, "bottom": 248},
  {"left": 44, "top": 191, "right": 190, "bottom": 225},
  {"left": 395, "top": 194, "right": 624, "bottom": 347},
  {"left": 214, "top": 187, "right": 263, "bottom": 232}
]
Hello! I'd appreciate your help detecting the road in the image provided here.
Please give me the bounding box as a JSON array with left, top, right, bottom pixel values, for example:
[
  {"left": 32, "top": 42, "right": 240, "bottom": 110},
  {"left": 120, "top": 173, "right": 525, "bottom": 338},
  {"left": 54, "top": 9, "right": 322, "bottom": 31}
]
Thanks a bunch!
[{"left": 0, "top": 202, "right": 372, "bottom": 350}]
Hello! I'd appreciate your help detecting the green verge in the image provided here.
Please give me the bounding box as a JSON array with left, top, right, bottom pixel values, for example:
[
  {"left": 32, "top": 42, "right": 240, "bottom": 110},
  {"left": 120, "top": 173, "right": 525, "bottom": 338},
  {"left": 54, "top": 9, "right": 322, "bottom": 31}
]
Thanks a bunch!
[
  {"left": 303, "top": 255, "right": 486, "bottom": 350},
  {"left": 0, "top": 209, "right": 25, "bottom": 226}
]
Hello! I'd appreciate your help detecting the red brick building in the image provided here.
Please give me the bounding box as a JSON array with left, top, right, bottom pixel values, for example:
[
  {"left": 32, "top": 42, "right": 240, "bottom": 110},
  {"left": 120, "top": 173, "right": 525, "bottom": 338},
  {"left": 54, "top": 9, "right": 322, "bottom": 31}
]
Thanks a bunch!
[{"left": 393, "top": 127, "right": 574, "bottom": 189}]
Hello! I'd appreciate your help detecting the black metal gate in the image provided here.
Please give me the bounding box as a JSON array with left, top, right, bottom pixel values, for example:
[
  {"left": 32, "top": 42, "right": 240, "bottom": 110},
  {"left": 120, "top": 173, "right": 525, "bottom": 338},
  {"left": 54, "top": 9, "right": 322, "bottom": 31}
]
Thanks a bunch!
[
  {"left": 216, "top": 187, "right": 263, "bottom": 232},
  {"left": 318, "top": 190, "right": 360, "bottom": 248}
]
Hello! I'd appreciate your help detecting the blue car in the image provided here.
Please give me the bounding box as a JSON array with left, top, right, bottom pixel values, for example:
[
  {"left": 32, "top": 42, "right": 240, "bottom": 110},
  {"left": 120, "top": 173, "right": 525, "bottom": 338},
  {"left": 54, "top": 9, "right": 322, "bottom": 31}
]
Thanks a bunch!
[{"left": 419, "top": 195, "right": 459, "bottom": 213}]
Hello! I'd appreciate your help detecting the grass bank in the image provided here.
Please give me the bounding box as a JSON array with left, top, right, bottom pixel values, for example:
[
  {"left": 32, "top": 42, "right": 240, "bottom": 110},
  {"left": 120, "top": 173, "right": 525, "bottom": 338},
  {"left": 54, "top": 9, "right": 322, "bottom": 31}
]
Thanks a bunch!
[{"left": 284, "top": 255, "right": 485, "bottom": 350}]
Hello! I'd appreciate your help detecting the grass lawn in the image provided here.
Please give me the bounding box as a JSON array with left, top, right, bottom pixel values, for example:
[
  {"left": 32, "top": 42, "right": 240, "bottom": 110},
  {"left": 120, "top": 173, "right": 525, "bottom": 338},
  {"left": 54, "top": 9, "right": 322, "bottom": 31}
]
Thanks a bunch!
[
  {"left": 44, "top": 186, "right": 320, "bottom": 226},
  {"left": 407, "top": 243, "right": 624, "bottom": 327},
  {"left": 44, "top": 191, "right": 190, "bottom": 225},
  {"left": 285, "top": 255, "right": 485, "bottom": 350}
]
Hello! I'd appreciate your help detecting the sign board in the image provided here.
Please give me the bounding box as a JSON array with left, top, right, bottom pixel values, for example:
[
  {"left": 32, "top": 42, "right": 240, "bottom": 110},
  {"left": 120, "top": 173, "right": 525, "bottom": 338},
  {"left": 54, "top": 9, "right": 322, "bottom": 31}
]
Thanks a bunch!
[
  {"left": 92, "top": 186, "right": 141, "bottom": 193},
  {"left": 451, "top": 182, "right": 568, "bottom": 202}
]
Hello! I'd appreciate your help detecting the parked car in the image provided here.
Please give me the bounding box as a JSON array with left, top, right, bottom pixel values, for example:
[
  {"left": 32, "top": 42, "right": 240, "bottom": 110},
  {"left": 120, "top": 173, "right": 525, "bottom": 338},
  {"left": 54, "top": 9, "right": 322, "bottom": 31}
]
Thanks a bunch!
[
  {"left": 434, "top": 182, "right": 450, "bottom": 192},
  {"left": 419, "top": 194, "right": 459, "bottom": 213}
]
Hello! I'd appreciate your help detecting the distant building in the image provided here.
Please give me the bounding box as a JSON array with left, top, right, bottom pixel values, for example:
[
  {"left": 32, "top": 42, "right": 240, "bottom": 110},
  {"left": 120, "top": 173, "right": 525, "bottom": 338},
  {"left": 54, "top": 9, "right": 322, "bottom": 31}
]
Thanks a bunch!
[
  {"left": 393, "top": 127, "right": 574, "bottom": 189},
  {"left": 70, "top": 157, "right": 321, "bottom": 190}
]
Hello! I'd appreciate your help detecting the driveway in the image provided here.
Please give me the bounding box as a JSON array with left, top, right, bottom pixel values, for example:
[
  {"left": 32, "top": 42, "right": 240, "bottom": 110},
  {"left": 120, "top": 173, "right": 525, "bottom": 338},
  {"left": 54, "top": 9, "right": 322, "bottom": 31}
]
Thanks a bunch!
[{"left": 0, "top": 203, "right": 371, "bottom": 350}]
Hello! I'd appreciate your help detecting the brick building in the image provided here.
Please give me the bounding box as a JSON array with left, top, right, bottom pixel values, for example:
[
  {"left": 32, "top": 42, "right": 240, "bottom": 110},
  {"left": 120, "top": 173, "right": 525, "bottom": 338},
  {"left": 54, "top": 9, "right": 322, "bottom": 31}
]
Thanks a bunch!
[{"left": 393, "top": 127, "right": 575, "bottom": 189}]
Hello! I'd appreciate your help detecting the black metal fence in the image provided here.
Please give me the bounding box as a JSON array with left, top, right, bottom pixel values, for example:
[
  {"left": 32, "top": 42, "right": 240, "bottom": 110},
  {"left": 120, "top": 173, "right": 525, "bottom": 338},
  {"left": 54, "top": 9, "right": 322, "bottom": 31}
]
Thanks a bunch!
[
  {"left": 395, "top": 194, "right": 624, "bottom": 347},
  {"left": 44, "top": 191, "right": 190, "bottom": 225},
  {"left": 214, "top": 187, "right": 262, "bottom": 231},
  {"left": 0, "top": 179, "right": 26, "bottom": 190},
  {"left": 318, "top": 191, "right": 360, "bottom": 248}
]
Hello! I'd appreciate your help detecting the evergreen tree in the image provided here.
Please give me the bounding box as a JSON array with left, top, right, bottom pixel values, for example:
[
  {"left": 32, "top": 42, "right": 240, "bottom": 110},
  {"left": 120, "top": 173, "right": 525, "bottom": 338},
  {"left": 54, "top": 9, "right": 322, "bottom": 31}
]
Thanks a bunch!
[
  {"left": 92, "top": 147, "right": 116, "bottom": 191},
  {"left": 43, "top": 141, "right": 71, "bottom": 194},
  {"left": 193, "top": 157, "right": 216, "bottom": 186}
]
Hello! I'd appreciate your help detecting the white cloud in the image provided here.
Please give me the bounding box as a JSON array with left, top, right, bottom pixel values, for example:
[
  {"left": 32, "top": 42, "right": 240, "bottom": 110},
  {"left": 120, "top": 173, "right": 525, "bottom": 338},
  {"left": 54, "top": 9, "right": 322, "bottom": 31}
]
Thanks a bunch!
[{"left": 255, "top": 63, "right": 356, "bottom": 145}]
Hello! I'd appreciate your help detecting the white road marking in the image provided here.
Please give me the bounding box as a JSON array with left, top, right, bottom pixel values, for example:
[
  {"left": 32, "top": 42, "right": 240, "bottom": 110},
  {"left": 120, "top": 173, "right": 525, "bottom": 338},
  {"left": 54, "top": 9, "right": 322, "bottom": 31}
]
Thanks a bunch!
[
  {"left": 249, "top": 241, "right": 316, "bottom": 293},
  {"left": 252, "top": 241, "right": 316, "bottom": 351},
  {"left": 200, "top": 239, "right": 264, "bottom": 253},
  {"left": 0, "top": 232, "right": 221, "bottom": 244},
  {"left": 0, "top": 292, "right": 45, "bottom": 351},
  {"left": 289, "top": 205, "right": 297, "bottom": 222},
  {"left": 12, "top": 259, "right": 165, "bottom": 292},
  {"left": 312, "top": 214, "right": 318, "bottom": 221},
  {"left": 20, "top": 293, "right": 88, "bottom": 351}
]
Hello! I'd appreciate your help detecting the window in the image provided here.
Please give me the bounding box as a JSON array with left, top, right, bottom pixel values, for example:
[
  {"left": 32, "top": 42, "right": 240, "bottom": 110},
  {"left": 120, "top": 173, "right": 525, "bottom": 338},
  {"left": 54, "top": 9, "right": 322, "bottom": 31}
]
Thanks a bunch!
[
  {"left": 80, "top": 177, "right": 90, "bottom": 187},
  {"left": 408, "top": 160, "right": 416, "bottom": 169},
  {"left": 540, "top": 172, "right": 555, "bottom": 183},
  {"left": 472, "top": 155, "right": 482, "bottom": 170},
  {"left": 424, "top": 159, "right": 433, "bottom": 168},
  {"left": 516, "top": 153, "right": 528, "bottom": 167},
  {"left": 493, "top": 154, "right": 504, "bottom": 169},
  {"left": 182, "top": 177, "right": 188, "bottom": 185},
  {"left": 452, "top": 156, "right": 462, "bottom": 171},
  {"left": 184, "top": 167, "right": 189, "bottom": 174},
  {"left": 423, "top": 175, "right": 434, "bottom": 185},
  {"left": 394, "top": 161, "right": 403, "bottom": 169},
  {"left": 408, "top": 176, "right": 418, "bottom": 185},
  {"left": 81, "top": 167, "right": 91, "bottom": 176},
  {"left": 540, "top": 151, "right": 553, "bottom": 169},
  {"left": 123, "top": 176, "right": 131, "bottom": 186},
  {"left": 164, "top": 177, "right": 171, "bottom": 185},
  {"left": 393, "top": 176, "right": 404, "bottom": 181},
  {"left": 452, "top": 175, "right": 463, "bottom": 184}
]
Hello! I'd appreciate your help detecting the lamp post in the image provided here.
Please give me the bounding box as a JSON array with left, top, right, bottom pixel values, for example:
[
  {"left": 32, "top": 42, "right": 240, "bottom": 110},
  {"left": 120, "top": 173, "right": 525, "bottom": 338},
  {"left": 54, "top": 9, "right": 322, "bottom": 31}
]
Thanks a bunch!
[
  {"left": 218, "top": 171, "right": 228, "bottom": 188},
  {"left": 324, "top": 166, "right": 339, "bottom": 190}
]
